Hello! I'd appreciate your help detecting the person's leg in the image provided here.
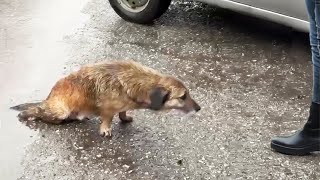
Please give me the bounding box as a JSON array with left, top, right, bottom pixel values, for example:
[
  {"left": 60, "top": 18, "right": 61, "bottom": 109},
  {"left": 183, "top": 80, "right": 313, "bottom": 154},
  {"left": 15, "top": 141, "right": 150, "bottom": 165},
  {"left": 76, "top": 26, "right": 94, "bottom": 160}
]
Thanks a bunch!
[
  {"left": 313, "top": 1, "right": 320, "bottom": 104},
  {"left": 270, "top": 0, "right": 320, "bottom": 155}
]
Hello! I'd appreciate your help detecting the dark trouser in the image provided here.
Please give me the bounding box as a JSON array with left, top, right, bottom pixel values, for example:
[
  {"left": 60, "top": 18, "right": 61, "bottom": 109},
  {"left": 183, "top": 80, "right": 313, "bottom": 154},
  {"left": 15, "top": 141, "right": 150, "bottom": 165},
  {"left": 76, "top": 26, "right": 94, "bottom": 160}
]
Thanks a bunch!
[{"left": 306, "top": 0, "right": 320, "bottom": 104}]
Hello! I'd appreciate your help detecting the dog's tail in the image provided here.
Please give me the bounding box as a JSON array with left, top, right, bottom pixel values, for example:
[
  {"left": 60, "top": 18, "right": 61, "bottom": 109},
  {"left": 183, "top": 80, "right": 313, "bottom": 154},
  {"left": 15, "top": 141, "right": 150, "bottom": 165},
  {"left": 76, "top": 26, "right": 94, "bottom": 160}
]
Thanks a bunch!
[{"left": 10, "top": 101, "right": 43, "bottom": 111}]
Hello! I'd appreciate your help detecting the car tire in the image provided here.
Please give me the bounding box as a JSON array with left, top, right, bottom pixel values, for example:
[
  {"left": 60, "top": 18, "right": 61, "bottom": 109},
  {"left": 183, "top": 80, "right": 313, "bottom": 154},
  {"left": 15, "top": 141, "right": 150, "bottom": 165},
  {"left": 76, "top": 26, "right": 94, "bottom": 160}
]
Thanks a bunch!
[{"left": 109, "top": 0, "right": 172, "bottom": 24}]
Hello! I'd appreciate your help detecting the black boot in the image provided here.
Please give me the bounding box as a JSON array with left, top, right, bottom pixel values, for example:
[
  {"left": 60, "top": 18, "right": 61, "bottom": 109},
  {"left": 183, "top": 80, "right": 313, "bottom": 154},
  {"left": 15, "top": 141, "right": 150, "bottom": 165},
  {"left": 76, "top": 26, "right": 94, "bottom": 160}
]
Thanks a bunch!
[{"left": 271, "top": 102, "right": 320, "bottom": 155}]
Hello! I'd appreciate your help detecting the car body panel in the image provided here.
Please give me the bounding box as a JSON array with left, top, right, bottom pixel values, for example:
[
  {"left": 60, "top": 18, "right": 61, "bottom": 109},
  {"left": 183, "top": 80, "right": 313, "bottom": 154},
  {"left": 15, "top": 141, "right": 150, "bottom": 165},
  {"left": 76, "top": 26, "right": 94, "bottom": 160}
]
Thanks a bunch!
[
  {"left": 233, "top": 0, "right": 308, "bottom": 21},
  {"left": 195, "top": 0, "right": 310, "bottom": 33}
]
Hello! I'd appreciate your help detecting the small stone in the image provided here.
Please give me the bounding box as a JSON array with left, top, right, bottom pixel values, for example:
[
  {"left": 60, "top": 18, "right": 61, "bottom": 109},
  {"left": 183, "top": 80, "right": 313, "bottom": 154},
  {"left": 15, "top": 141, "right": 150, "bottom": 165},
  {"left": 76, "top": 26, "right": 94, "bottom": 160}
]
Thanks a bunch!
[
  {"left": 122, "top": 164, "right": 130, "bottom": 170},
  {"left": 96, "top": 154, "right": 102, "bottom": 158},
  {"left": 177, "top": 159, "right": 183, "bottom": 165}
]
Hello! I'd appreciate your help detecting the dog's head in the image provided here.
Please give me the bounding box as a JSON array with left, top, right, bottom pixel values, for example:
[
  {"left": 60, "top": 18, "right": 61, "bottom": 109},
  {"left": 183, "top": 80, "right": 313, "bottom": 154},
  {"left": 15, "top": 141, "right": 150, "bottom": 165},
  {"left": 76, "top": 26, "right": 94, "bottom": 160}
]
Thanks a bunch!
[{"left": 148, "top": 76, "right": 201, "bottom": 113}]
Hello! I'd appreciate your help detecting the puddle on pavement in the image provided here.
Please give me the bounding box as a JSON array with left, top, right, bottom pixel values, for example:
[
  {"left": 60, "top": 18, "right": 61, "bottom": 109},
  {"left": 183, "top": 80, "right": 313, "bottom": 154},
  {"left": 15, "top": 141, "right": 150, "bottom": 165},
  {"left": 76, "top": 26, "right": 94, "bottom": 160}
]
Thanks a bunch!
[{"left": 0, "top": 0, "right": 89, "bottom": 178}]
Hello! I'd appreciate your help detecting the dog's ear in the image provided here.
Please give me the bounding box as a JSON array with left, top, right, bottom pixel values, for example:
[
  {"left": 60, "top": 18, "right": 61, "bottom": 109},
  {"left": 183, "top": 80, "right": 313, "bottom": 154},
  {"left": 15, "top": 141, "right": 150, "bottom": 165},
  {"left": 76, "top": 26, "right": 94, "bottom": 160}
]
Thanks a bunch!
[{"left": 149, "top": 87, "right": 170, "bottom": 110}]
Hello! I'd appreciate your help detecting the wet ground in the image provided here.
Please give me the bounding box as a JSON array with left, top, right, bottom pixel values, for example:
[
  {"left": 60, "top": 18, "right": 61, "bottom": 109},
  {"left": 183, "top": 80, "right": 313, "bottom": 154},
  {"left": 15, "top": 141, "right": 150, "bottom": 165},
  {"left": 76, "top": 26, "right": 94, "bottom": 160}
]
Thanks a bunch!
[{"left": 1, "top": 0, "right": 319, "bottom": 179}]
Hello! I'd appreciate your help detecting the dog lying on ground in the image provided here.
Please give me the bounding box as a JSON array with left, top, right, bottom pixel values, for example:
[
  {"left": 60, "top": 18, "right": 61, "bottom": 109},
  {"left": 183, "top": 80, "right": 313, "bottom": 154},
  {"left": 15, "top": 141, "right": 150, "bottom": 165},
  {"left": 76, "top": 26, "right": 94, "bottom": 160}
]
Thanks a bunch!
[{"left": 10, "top": 60, "right": 201, "bottom": 137}]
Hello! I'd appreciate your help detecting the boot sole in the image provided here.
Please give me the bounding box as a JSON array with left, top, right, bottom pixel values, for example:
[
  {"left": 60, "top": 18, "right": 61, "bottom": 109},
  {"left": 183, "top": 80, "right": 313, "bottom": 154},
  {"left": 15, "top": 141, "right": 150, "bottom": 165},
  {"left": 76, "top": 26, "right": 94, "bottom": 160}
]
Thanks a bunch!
[{"left": 271, "top": 142, "right": 320, "bottom": 156}]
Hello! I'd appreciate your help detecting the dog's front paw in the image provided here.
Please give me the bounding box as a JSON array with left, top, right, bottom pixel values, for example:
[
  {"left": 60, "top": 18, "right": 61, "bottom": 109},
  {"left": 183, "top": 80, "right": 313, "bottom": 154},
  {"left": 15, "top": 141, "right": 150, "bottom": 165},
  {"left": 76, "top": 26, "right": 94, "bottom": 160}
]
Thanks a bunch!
[
  {"left": 99, "top": 126, "right": 112, "bottom": 137},
  {"left": 119, "top": 111, "right": 133, "bottom": 123},
  {"left": 120, "top": 116, "right": 133, "bottom": 123}
]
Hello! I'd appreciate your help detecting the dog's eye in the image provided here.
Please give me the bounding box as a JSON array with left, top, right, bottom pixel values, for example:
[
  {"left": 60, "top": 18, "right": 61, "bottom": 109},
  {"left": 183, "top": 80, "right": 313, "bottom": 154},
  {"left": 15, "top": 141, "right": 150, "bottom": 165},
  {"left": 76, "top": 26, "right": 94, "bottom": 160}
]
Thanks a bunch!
[{"left": 180, "top": 93, "right": 187, "bottom": 100}]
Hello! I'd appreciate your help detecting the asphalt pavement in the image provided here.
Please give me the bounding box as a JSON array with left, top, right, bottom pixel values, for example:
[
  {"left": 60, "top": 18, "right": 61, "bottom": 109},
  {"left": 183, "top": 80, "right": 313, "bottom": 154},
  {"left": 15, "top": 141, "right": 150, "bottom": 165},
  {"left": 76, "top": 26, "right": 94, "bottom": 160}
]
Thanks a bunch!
[{"left": 1, "top": 0, "right": 319, "bottom": 179}]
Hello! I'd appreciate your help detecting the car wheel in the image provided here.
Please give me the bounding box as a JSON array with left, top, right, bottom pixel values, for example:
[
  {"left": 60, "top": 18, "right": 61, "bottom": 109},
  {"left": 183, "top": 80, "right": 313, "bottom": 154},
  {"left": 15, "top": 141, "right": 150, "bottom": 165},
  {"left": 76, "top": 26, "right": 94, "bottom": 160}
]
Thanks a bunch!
[{"left": 109, "top": 0, "right": 172, "bottom": 24}]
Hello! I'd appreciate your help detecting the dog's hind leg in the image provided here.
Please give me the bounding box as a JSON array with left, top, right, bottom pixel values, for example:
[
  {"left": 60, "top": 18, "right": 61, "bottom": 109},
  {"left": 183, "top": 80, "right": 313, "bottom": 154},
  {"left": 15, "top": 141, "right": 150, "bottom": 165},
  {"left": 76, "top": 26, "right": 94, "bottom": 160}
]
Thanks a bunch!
[
  {"left": 119, "top": 111, "right": 133, "bottom": 123},
  {"left": 18, "top": 101, "right": 69, "bottom": 124}
]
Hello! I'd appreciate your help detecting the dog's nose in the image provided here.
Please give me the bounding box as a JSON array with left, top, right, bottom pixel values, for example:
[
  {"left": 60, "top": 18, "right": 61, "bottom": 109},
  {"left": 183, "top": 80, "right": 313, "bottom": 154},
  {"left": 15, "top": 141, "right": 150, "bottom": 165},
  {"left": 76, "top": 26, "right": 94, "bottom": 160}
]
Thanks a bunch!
[{"left": 195, "top": 105, "right": 201, "bottom": 112}]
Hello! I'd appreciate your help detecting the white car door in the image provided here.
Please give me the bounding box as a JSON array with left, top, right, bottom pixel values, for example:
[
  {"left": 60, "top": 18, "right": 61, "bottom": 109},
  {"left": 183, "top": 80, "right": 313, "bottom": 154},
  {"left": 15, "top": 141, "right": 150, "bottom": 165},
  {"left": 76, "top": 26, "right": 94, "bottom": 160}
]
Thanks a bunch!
[{"left": 232, "top": 0, "right": 308, "bottom": 21}]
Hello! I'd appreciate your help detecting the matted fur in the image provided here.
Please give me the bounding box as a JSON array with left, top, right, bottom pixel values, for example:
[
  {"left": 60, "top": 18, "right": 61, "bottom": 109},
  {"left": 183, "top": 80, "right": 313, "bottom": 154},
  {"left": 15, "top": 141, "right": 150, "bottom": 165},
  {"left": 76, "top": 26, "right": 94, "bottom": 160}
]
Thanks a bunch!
[{"left": 10, "top": 60, "right": 201, "bottom": 137}]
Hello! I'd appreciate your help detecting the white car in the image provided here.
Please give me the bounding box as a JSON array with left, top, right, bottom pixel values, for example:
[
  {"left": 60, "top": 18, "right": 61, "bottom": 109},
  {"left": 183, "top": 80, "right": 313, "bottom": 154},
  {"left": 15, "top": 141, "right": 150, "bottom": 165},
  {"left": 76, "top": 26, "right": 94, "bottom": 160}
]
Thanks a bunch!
[{"left": 109, "top": 0, "right": 309, "bottom": 33}]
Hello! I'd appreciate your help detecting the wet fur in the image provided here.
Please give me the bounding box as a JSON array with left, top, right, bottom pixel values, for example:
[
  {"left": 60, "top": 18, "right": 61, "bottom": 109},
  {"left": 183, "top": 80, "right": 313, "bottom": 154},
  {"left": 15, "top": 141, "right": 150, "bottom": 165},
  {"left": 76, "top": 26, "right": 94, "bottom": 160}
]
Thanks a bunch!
[{"left": 10, "top": 60, "right": 200, "bottom": 137}]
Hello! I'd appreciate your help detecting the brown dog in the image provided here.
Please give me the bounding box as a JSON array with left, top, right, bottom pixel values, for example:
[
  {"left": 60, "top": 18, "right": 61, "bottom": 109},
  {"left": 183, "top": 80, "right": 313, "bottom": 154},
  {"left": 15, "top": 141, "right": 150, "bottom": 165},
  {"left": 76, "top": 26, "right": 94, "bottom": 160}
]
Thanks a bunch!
[{"left": 10, "top": 60, "right": 201, "bottom": 137}]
